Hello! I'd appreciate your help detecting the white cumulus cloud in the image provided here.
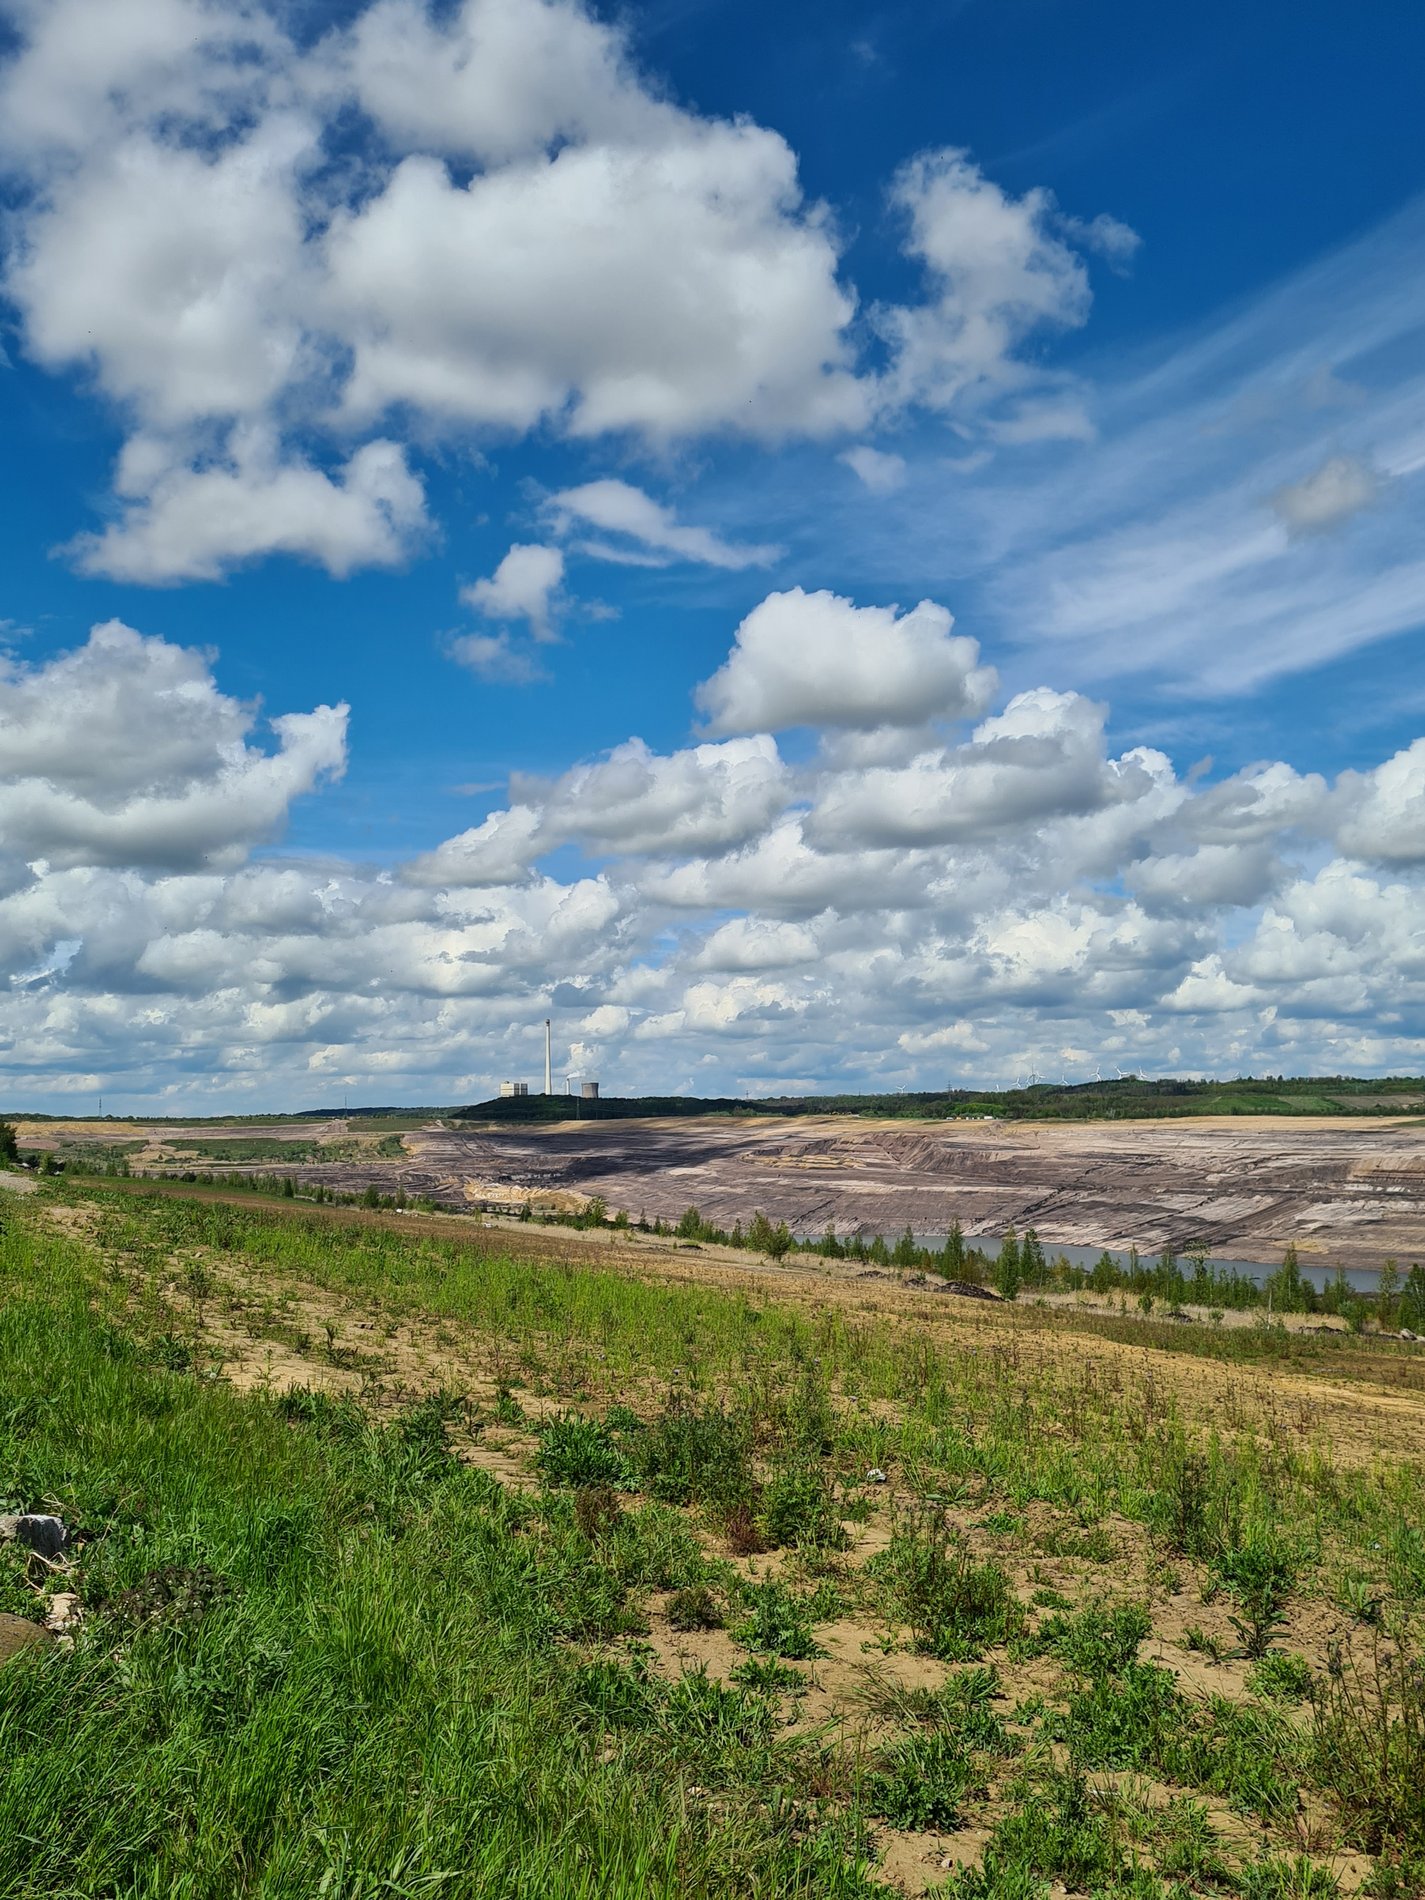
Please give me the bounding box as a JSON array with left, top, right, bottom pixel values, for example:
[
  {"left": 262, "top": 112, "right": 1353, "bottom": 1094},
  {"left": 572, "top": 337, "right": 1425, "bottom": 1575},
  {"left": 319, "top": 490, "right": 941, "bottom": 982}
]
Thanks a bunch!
[
  {"left": 838, "top": 445, "right": 907, "bottom": 492},
  {"left": 696, "top": 586, "right": 997, "bottom": 735},
  {"left": 460, "top": 544, "right": 566, "bottom": 641},
  {"left": 5, "top": 602, "right": 1425, "bottom": 1106},
  {"left": 0, "top": 621, "right": 346, "bottom": 870},
  {"left": 0, "top": 0, "right": 1130, "bottom": 579}
]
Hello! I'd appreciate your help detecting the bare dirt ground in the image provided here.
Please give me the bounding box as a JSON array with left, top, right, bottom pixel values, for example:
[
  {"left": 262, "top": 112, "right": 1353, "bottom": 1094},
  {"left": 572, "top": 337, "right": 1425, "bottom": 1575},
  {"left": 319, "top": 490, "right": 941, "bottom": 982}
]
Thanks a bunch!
[{"left": 24, "top": 1110, "right": 1425, "bottom": 1273}]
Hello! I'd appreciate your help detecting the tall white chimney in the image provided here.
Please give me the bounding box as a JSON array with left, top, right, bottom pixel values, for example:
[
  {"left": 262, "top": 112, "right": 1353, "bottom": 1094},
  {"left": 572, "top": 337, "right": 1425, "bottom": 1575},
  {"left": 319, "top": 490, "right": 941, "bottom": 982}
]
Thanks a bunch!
[{"left": 544, "top": 1018, "right": 552, "bottom": 1096}]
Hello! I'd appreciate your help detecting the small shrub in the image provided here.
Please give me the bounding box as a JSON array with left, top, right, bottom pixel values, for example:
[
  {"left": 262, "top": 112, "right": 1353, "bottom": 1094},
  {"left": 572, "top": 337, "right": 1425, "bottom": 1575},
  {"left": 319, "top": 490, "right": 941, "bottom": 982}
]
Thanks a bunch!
[
  {"left": 660, "top": 1667, "right": 778, "bottom": 1747},
  {"left": 536, "top": 1413, "right": 634, "bottom": 1489},
  {"left": 980, "top": 1511, "right": 1023, "bottom": 1536},
  {"left": 760, "top": 1461, "right": 848, "bottom": 1550},
  {"left": 1031, "top": 1585, "right": 1073, "bottom": 1610},
  {"left": 492, "top": 1384, "right": 525, "bottom": 1425},
  {"left": 1216, "top": 1535, "right": 1297, "bottom": 1658},
  {"left": 627, "top": 1396, "right": 753, "bottom": 1508},
  {"left": 667, "top": 1584, "right": 723, "bottom": 1632},
  {"left": 1037, "top": 1601, "right": 1151, "bottom": 1677},
  {"left": 1238, "top": 1856, "right": 1343, "bottom": 1899},
  {"left": 1146, "top": 1793, "right": 1230, "bottom": 1885},
  {"left": 1363, "top": 1852, "right": 1425, "bottom": 1898},
  {"left": 721, "top": 1499, "right": 768, "bottom": 1556},
  {"left": 1149, "top": 1445, "right": 1214, "bottom": 1557},
  {"left": 1336, "top": 1571, "right": 1386, "bottom": 1627},
  {"left": 1311, "top": 1634, "right": 1425, "bottom": 1853},
  {"left": 1060, "top": 1660, "right": 1186, "bottom": 1771},
  {"left": 607, "top": 1501, "right": 709, "bottom": 1591},
  {"left": 574, "top": 1485, "right": 624, "bottom": 1542},
  {"left": 568, "top": 1657, "right": 658, "bottom": 1730},
  {"left": 866, "top": 1728, "right": 984, "bottom": 1830},
  {"left": 871, "top": 1509, "right": 1025, "bottom": 1660},
  {"left": 1172, "top": 1695, "right": 1304, "bottom": 1823},
  {"left": 1250, "top": 1651, "right": 1314, "bottom": 1701},
  {"left": 940, "top": 1765, "right": 1122, "bottom": 1896},
  {"left": 735, "top": 1579, "right": 824, "bottom": 1659},
  {"left": 1185, "top": 1624, "right": 1226, "bottom": 1663},
  {"left": 859, "top": 1663, "right": 1012, "bottom": 1745}
]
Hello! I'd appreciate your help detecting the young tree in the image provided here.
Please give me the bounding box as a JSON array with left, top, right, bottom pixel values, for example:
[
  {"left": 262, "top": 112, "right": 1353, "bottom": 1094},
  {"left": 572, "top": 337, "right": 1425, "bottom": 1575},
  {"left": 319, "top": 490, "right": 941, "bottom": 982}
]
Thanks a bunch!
[
  {"left": 1020, "top": 1227, "right": 1046, "bottom": 1286},
  {"left": 1401, "top": 1264, "right": 1425, "bottom": 1332},
  {"left": 0, "top": 1120, "right": 18, "bottom": 1167},
  {"left": 995, "top": 1227, "right": 1022, "bottom": 1301},
  {"left": 1378, "top": 1259, "right": 1402, "bottom": 1329},
  {"left": 747, "top": 1210, "right": 777, "bottom": 1255},
  {"left": 892, "top": 1225, "right": 918, "bottom": 1269},
  {"left": 941, "top": 1219, "right": 965, "bottom": 1276},
  {"left": 1264, "top": 1242, "right": 1313, "bottom": 1315}
]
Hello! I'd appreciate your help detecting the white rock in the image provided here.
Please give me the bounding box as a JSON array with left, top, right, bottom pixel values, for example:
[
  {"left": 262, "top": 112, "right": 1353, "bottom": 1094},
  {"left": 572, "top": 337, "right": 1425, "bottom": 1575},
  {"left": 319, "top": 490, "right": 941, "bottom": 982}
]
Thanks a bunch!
[{"left": 44, "top": 1593, "right": 80, "bottom": 1633}]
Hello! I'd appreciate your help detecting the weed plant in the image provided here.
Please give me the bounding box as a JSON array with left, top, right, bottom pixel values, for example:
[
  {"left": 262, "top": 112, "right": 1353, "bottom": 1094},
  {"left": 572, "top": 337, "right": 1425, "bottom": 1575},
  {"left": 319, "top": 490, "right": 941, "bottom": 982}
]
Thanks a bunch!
[
  {"left": 870, "top": 1508, "right": 1024, "bottom": 1660},
  {"left": 1034, "top": 1601, "right": 1152, "bottom": 1676},
  {"left": 1311, "top": 1635, "right": 1425, "bottom": 1854},
  {"left": 734, "top": 1580, "right": 825, "bottom": 1659}
]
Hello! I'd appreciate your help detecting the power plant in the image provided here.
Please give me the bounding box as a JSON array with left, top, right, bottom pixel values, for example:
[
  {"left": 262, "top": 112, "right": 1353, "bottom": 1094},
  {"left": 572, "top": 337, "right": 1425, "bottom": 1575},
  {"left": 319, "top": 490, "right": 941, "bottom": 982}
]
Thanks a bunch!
[{"left": 497, "top": 1020, "right": 598, "bottom": 1103}]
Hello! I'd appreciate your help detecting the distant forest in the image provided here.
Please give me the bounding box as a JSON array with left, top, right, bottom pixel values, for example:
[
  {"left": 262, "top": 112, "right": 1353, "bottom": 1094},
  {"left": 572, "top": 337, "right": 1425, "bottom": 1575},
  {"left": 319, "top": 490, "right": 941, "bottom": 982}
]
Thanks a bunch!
[
  {"left": 9, "top": 1073, "right": 1424, "bottom": 1127},
  {"left": 452, "top": 1074, "right": 1425, "bottom": 1124}
]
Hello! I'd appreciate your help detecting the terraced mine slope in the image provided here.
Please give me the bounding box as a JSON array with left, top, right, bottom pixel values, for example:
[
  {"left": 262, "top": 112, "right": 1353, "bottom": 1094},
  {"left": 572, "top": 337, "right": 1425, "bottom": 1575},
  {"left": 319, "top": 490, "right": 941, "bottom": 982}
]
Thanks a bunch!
[{"left": 19, "top": 1112, "right": 1425, "bottom": 1269}]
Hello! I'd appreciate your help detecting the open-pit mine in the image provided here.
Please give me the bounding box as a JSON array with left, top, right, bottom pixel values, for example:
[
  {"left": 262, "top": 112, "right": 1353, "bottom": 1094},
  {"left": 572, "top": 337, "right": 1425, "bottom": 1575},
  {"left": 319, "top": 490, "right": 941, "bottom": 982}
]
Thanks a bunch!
[{"left": 20, "top": 1111, "right": 1425, "bottom": 1272}]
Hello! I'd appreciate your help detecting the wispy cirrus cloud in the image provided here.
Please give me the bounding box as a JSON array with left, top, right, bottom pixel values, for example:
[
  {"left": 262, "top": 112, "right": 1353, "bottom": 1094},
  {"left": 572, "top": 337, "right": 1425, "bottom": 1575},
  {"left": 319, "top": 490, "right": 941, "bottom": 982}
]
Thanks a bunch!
[
  {"left": 544, "top": 479, "right": 782, "bottom": 569},
  {"left": 782, "top": 195, "right": 1425, "bottom": 701}
]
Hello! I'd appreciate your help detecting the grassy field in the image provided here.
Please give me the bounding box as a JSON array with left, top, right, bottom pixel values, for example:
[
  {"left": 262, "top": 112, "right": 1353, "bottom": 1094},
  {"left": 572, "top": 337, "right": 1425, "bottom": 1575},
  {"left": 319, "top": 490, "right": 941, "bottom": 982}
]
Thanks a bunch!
[{"left": 1, "top": 1182, "right": 1423, "bottom": 1898}]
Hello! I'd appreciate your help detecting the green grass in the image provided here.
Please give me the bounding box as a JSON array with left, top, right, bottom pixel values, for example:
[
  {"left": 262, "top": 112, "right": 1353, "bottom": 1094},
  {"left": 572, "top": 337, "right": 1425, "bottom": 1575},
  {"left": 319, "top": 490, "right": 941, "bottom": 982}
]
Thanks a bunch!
[
  {"left": 0, "top": 1215, "right": 883, "bottom": 1897},
  {"left": 2, "top": 1184, "right": 1424, "bottom": 1898}
]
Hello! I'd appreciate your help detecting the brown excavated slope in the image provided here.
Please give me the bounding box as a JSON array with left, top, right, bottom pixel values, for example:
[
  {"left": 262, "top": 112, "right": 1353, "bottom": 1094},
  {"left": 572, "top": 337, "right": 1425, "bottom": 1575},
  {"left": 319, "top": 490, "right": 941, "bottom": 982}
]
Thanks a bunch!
[
  {"left": 397, "top": 1114, "right": 1425, "bottom": 1270},
  {"left": 22, "top": 1112, "right": 1425, "bottom": 1270}
]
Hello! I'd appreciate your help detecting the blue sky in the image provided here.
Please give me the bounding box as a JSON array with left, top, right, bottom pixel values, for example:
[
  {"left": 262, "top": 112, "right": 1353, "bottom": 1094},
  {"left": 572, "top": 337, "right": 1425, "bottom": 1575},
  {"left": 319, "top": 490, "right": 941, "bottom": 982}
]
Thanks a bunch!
[{"left": 2, "top": 0, "right": 1424, "bottom": 1110}]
